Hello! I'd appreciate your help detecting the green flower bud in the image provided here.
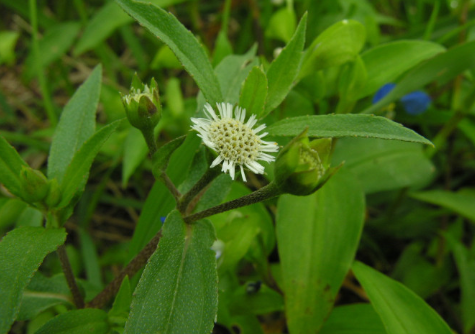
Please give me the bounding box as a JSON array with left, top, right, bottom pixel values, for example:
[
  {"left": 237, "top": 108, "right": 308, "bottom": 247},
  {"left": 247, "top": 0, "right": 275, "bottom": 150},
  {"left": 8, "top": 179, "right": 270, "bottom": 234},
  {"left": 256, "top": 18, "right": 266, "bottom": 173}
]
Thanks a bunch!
[
  {"left": 121, "top": 74, "right": 161, "bottom": 131},
  {"left": 274, "top": 129, "right": 335, "bottom": 196},
  {"left": 44, "top": 178, "right": 62, "bottom": 208},
  {"left": 19, "top": 166, "right": 50, "bottom": 204}
]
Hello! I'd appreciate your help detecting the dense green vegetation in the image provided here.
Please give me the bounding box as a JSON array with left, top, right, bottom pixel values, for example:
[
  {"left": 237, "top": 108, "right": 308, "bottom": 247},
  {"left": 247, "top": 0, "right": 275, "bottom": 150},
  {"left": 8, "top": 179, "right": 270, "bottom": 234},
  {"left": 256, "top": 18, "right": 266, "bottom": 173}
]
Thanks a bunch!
[{"left": 1, "top": 0, "right": 475, "bottom": 333}]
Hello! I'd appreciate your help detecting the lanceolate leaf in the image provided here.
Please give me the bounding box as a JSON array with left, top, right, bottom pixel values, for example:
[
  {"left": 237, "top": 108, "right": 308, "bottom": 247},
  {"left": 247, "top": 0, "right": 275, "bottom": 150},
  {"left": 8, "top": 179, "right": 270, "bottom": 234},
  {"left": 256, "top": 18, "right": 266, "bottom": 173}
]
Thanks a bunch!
[
  {"left": 362, "top": 40, "right": 475, "bottom": 114},
  {"left": 35, "top": 309, "right": 110, "bottom": 334},
  {"left": 358, "top": 40, "right": 445, "bottom": 98},
  {"left": 115, "top": 0, "right": 223, "bottom": 106},
  {"left": 264, "top": 13, "right": 307, "bottom": 116},
  {"left": 299, "top": 19, "right": 366, "bottom": 78},
  {"left": 125, "top": 210, "right": 218, "bottom": 334},
  {"left": 411, "top": 190, "right": 475, "bottom": 225},
  {"left": 0, "top": 136, "right": 28, "bottom": 198},
  {"left": 58, "top": 119, "right": 123, "bottom": 209},
  {"left": 276, "top": 170, "right": 365, "bottom": 333},
  {"left": 353, "top": 261, "right": 453, "bottom": 334},
  {"left": 239, "top": 66, "right": 268, "bottom": 118},
  {"left": 0, "top": 227, "right": 66, "bottom": 333},
  {"left": 48, "top": 65, "right": 102, "bottom": 183},
  {"left": 267, "top": 114, "right": 432, "bottom": 145}
]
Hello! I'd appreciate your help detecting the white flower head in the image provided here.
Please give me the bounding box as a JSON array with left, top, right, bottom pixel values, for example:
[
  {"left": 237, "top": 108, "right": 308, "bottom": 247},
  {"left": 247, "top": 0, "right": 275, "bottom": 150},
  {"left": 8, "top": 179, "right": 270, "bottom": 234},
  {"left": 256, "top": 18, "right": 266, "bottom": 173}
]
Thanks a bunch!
[{"left": 191, "top": 103, "right": 279, "bottom": 181}]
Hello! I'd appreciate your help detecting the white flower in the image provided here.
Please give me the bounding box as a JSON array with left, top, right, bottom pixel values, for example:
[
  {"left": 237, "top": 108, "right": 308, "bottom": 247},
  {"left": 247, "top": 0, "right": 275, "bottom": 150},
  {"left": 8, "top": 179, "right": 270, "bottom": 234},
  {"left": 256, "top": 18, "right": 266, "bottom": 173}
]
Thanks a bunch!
[{"left": 191, "top": 103, "right": 279, "bottom": 181}]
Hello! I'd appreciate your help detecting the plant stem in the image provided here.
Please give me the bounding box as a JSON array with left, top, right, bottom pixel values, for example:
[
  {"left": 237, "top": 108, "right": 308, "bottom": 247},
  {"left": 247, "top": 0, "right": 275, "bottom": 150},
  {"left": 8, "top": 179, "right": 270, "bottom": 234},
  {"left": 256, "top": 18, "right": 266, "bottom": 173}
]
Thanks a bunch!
[
  {"left": 141, "top": 128, "right": 158, "bottom": 156},
  {"left": 160, "top": 172, "right": 181, "bottom": 202},
  {"left": 184, "top": 181, "right": 282, "bottom": 224},
  {"left": 87, "top": 230, "right": 162, "bottom": 309},
  {"left": 177, "top": 167, "right": 220, "bottom": 214},
  {"left": 57, "top": 245, "right": 84, "bottom": 309},
  {"left": 29, "top": 0, "right": 57, "bottom": 126}
]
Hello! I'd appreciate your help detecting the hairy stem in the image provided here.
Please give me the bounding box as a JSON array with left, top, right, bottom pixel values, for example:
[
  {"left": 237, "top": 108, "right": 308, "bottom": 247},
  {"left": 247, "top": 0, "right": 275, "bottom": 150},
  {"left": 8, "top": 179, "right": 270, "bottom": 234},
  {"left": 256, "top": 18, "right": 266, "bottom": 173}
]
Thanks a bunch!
[
  {"left": 177, "top": 167, "right": 220, "bottom": 214},
  {"left": 160, "top": 172, "right": 181, "bottom": 202},
  {"left": 87, "top": 230, "right": 162, "bottom": 309},
  {"left": 57, "top": 245, "right": 84, "bottom": 309},
  {"left": 184, "top": 181, "right": 282, "bottom": 224}
]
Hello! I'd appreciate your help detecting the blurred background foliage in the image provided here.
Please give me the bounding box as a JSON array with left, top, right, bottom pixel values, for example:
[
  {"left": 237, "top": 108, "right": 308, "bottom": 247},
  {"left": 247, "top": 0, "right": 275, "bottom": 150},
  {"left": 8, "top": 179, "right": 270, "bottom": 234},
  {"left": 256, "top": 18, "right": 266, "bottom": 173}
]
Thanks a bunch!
[{"left": 1, "top": 0, "right": 475, "bottom": 333}]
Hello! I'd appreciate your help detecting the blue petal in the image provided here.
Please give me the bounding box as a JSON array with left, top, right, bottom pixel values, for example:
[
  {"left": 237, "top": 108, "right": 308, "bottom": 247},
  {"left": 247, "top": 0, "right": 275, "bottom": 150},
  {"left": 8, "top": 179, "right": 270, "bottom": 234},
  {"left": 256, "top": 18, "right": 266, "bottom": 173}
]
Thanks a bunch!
[
  {"left": 400, "top": 91, "right": 431, "bottom": 115},
  {"left": 373, "top": 83, "right": 396, "bottom": 104},
  {"left": 160, "top": 216, "right": 166, "bottom": 224}
]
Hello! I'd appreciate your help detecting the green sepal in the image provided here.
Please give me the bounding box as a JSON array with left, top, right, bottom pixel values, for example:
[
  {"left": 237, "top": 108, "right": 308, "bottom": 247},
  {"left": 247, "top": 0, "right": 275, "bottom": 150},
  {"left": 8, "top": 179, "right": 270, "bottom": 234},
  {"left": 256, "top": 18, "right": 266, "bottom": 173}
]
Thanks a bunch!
[
  {"left": 122, "top": 76, "right": 162, "bottom": 131},
  {"left": 274, "top": 129, "right": 335, "bottom": 196}
]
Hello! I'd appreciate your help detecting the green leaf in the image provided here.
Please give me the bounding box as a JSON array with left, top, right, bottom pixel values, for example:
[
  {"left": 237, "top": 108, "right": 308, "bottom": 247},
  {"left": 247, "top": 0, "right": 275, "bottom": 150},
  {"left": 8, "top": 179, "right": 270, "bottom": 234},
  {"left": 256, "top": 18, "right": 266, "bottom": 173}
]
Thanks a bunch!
[
  {"left": 35, "top": 309, "right": 110, "bottom": 334},
  {"left": 212, "top": 30, "right": 233, "bottom": 67},
  {"left": 0, "top": 31, "right": 19, "bottom": 66},
  {"left": 239, "top": 66, "right": 268, "bottom": 118},
  {"left": 124, "top": 210, "right": 218, "bottom": 334},
  {"left": 264, "top": 13, "right": 307, "bottom": 116},
  {"left": 265, "top": 7, "right": 296, "bottom": 43},
  {"left": 358, "top": 40, "right": 445, "bottom": 98},
  {"left": 447, "top": 237, "right": 475, "bottom": 333},
  {"left": 267, "top": 114, "right": 433, "bottom": 145},
  {"left": 362, "top": 40, "right": 475, "bottom": 114},
  {"left": 115, "top": 0, "right": 223, "bottom": 106},
  {"left": 300, "top": 20, "right": 366, "bottom": 78},
  {"left": 47, "top": 65, "right": 102, "bottom": 183},
  {"left": 229, "top": 284, "right": 284, "bottom": 315},
  {"left": 58, "top": 119, "right": 123, "bottom": 209},
  {"left": 109, "top": 276, "right": 132, "bottom": 318},
  {"left": 0, "top": 226, "right": 66, "bottom": 333},
  {"left": 74, "top": 2, "right": 132, "bottom": 55},
  {"left": 214, "top": 45, "right": 258, "bottom": 105},
  {"left": 18, "top": 273, "right": 72, "bottom": 321},
  {"left": 122, "top": 127, "right": 149, "bottom": 187},
  {"left": 0, "top": 136, "right": 28, "bottom": 198},
  {"left": 128, "top": 133, "right": 201, "bottom": 260},
  {"left": 320, "top": 304, "right": 387, "bottom": 334},
  {"left": 152, "top": 135, "right": 186, "bottom": 177},
  {"left": 24, "top": 22, "right": 81, "bottom": 80},
  {"left": 352, "top": 261, "right": 453, "bottom": 334},
  {"left": 332, "top": 138, "right": 434, "bottom": 194},
  {"left": 411, "top": 189, "right": 475, "bottom": 224},
  {"left": 276, "top": 170, "right": 365, "bottom": 333}
]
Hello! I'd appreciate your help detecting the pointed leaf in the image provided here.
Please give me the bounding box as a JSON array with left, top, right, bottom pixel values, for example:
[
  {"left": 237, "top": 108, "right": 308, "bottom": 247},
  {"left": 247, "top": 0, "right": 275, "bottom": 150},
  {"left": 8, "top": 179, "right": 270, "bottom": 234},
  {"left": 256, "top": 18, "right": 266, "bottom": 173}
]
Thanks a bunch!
[
  {"left": 0, "top": 227, "right": 66, "bottom": 333},
  {"left": 276, "top": 170, "right": 365, "bottom": 333},
  {"left": 264, "top": 13, "right": 307, "bottom": 116},
  {"left": 239, "top": 66, "right": 268, "bottom": 118},
  {"left": 363, "top": 40, "right": 475, "bottom": 114},
  {"left": 300, "top": 20, "right": 365, "bottom": 77},
  {"left": 35, "top": 309, "right": 110, "bottom": 334},
  {"left": 0, "top": 136, "right": 28, "bottom": 198},
  {"left": 267, "top": 114, "right": 432, "bottom": 145},
  {"left": 48, "top": 65, "right": 102, "bottom": 183},
  {"left": 353, "top": 261, "right": 453, "bottom": 334},
  {"left": 58, "top": 119, "right": 123, "bottom": 208},
  {"left": 115, "top": 0, "right": 222, "bottom": 105},
  {"left": 125, "top": 210, "right": 218, "bottom": 334}
]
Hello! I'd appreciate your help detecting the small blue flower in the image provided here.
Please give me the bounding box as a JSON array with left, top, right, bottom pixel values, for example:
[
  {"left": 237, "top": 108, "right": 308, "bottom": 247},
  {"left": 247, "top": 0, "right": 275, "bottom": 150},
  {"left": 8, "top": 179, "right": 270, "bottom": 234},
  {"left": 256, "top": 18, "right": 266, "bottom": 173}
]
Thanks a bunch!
[
  {"left": 373, "top": 83, "right": 431, "bottom": 115},
  {"left": 372, "top": 83, "right": 396, "bottom": 104},
  {"left": 400, "top": 91, "right": 431, "bottom": 115},
  {"left": 160, "top": 216, "right": 166, "bottom": 224}
]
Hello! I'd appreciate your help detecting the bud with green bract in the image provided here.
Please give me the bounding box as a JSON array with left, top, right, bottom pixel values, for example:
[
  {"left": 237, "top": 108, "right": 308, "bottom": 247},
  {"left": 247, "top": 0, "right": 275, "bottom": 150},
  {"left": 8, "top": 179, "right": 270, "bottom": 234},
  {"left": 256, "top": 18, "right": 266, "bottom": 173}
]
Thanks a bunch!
[
  {"left": 19, "top": 166, "right": 50, "bottom": 204},
  {"left": 274, "top": 129, "right": 337, "bottom": 196},
  {"left": 121, "top": 74, "right": 161, "bottom": 131}
]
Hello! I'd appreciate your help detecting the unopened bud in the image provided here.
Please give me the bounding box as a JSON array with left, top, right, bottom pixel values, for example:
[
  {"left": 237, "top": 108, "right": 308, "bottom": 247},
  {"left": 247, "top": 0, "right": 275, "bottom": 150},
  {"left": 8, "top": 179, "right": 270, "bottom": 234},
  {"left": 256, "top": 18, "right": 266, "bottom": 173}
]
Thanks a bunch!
[
  {"left": 121, "top": 74, "right": 161, "bottom": 131},
  {"left": 19, "top": 166, "right": 49, "bottom": 203},
  {"left": 275, "top": 129, "right": 334, "bottom": 196}
]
